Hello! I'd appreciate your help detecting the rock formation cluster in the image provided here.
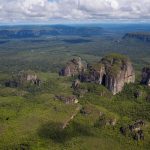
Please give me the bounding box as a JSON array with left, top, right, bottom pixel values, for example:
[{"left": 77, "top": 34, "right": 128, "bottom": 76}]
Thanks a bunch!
[
  {"left": 60, "top": 54, "right": 135, "bottom": 95},
  {"left": 80, "top": 54, "right": 135, "bottom": 95}
]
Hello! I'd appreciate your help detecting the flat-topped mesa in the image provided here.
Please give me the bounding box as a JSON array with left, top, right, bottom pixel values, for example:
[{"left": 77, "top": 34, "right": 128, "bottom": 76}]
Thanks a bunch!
[
  {"left": 123, "top": 32, "right": 150, "bottom": 42},
  {"left": 59, "top": 57, "right": 87, "bottom": 77},
  {"left": 79, "top": 53, "right": 135, "bottom": 95},
  {"left": 141, "top": 67, "right": 150, "bottom": 86}
]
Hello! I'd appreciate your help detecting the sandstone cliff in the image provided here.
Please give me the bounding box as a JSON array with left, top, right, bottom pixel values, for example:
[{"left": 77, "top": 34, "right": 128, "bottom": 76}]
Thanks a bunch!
[
  {"left": 59, "top": 57, "right": 87, "bottom": 77},
  {"left": 79, "top": 54, "right": 135, "bottom": 95},
  {"left": 141, "top": 67, "right": 150, "bottom": 86}
]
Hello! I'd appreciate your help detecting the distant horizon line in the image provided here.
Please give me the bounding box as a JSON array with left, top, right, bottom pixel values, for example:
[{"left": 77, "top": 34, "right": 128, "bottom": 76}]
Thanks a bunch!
[{"left": 0, "top": 22, "right": 150, "bottom": 26}]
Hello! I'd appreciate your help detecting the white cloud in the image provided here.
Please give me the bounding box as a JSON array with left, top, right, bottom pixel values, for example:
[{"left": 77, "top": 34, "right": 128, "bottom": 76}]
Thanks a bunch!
[{"left": 0, "top": 0, "right": 149, "bottom": 23}]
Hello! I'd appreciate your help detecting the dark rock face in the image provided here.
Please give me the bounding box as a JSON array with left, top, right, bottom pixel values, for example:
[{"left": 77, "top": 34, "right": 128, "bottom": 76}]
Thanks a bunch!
[
  {"left": 141, "top": 67, "right": 150, "bottom": 86},
  {"left": 134, "top": 91, "right": 143, "bottom": 99},
  {"left": 133, "top": 130, "right": 144, "bottom": 141},
  {"left": 120, "top": 127, "right": 127, "bottom": 136},
  {"left": 79, "top": 54, "right": 135, "bottom": 95},
  {"left": 146, "top": 94, "right": 150, "bottom": 102},
  {"left": 59, "top": 57, "right": 87, "bottom": 77},
  {"left": 5, "top": 80, "right": 19, "bottom": 88}
]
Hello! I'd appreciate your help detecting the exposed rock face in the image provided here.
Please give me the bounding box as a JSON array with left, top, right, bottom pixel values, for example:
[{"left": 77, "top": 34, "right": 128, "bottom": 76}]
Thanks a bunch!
[
  {"left": 59, "top": 57, "right": 87, "bottom": 77},
  {"left": 5, "top": 80, "right": 19, "bottom": 88},
  {"left": 141, "top": 67, "right": 150, "bottom": 86},
  {"left": 79, "top": 54, "right": 135, "bottom": 95}
]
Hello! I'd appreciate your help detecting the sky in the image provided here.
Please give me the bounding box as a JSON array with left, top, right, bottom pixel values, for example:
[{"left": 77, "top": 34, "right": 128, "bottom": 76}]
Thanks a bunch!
[{"left": 0, "top": 0, "right": 150, "bottom": 24}]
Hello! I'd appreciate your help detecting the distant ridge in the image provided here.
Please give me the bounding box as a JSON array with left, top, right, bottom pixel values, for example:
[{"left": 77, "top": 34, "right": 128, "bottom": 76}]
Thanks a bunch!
[{"left": 0, "top": 25, "right": 103, "bottom": 39}]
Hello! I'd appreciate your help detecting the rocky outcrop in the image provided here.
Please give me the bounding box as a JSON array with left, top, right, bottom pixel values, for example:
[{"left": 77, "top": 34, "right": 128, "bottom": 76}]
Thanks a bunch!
[
  {"left": 18, "top": 71, "right": 41, "bottom": 86},
  {"left": 55, "top": 95, "right": 78, "bottom": 104},
  {"left": 5, "top": 70, "right": 41, "bottom": 88},
  {"left": 141, "top": 67, "right": 150, "bottom": 86},
  {"left": 95, "top": 114, "right": 117, "bottom": 127},
  {"left": 59, "top": 57, "right": 87, "bottom": 77},
  {"left": 79, "top": 54, "right": 135, "bottom": 95}
]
